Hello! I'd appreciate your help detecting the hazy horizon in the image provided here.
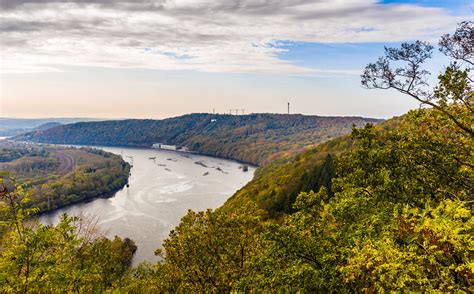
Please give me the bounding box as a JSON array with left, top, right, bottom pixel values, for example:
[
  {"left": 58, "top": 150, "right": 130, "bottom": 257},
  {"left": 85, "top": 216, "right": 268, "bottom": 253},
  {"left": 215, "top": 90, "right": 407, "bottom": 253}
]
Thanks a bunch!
[{"left": 0, "top": 111, "right": 386, "bottom": 120}]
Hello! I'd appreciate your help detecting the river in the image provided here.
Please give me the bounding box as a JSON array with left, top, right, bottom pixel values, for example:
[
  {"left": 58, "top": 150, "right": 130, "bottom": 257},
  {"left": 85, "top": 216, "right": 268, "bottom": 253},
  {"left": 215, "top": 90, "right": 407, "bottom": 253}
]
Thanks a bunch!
[{"left": 40, "top": 146, "right": 255, "bottom": 265}]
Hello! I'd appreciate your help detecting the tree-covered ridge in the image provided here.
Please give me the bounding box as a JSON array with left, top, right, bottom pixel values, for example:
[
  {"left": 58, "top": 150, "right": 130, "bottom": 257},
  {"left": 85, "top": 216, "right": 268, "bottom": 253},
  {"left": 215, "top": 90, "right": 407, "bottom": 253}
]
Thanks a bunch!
[
  {"left": 0, "top": 141, "right": 130, "bottom": 214},
  {"left": 16, "top": 113, "right": 381, "bottom": 165}
]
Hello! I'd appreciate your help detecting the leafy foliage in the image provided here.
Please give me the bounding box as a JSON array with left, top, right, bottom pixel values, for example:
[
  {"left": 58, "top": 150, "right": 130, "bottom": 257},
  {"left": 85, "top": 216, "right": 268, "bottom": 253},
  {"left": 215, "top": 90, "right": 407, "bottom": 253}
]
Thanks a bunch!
[
  {"left": 234, "top": 22, "right": 473, "bottom": 292},
  {"left": 225, "top": 136, "right": 346, "bottom": 217},
  {"left": 235, "top": 104, "right": 472, "bottom": 291},
  {"left": 0, "top": 179, "right": 137, "bottom": 292},
  {"left": 125, "top": 204, "right": 264, "bottom": 292}
]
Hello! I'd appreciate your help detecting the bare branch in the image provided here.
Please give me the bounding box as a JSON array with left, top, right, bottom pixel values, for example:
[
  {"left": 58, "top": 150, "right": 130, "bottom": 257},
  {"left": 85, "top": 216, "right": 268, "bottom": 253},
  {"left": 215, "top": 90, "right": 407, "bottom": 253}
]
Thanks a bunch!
[
  {"left": 361, "top": 28, "right": 474, "bottom": 138},
  {"left": 439, "top": 21, "right": 474, "bottom": 65}
]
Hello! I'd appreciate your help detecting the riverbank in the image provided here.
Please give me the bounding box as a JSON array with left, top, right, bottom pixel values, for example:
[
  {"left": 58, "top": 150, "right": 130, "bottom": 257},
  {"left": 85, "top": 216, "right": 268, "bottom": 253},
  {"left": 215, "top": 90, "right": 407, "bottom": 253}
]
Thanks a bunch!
[{"left": 35, "top": 181, "right": 128, "bottom": 216}]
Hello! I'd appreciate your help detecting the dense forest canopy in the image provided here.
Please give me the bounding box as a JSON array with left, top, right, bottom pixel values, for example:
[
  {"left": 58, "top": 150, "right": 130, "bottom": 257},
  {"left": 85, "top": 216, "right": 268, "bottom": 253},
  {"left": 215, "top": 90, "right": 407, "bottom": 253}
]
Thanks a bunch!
[
  {"left": 0, "top": 21, "right": 472, "bottom": 292},
  {"left": 16, "top": 113, "right": 381, "bottom": 165}
]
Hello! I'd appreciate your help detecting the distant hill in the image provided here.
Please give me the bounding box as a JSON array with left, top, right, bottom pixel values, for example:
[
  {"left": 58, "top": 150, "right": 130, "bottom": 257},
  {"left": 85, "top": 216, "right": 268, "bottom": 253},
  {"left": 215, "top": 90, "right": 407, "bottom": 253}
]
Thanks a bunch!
[
  {"left": 15, "top": 113, "right": 382, "bottom": 165},
  {"left": 0, "top": 118, "right": 104, "bottom": 136},
  {"left": 33, "top": 122, "right": 62, "bottom": 131}
]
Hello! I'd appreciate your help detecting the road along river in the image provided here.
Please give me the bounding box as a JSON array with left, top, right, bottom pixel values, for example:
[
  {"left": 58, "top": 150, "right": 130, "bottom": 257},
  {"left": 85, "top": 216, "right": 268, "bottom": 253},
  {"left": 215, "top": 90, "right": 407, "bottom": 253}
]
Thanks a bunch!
[{"left": 40, "top": 146, "right": 255, "bottom": 265}]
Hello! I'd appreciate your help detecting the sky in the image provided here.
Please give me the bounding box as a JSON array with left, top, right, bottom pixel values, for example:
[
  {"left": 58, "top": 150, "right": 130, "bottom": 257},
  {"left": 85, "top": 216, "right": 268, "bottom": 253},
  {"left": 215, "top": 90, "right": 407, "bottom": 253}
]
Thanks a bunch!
[{"left": 0, "top": 0, "right": 472, "bottom": 119}]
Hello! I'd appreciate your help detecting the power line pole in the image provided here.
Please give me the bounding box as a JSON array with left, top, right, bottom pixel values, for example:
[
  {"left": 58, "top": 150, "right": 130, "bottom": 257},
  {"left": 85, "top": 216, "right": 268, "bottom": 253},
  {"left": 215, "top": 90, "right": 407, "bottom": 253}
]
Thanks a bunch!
[{"left": 228, "top": 108, "right": 246, "bottom": 115}]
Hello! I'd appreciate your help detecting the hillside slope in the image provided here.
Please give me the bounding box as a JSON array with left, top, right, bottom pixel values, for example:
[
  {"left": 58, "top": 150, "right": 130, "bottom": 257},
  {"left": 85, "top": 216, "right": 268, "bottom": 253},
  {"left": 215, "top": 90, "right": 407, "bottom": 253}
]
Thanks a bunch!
[
  {"left": 223, "top": 116, "right": 401, "bottom": 217},
  {"left": 16, "top": 113, "right": 381, "bottom": 165}
]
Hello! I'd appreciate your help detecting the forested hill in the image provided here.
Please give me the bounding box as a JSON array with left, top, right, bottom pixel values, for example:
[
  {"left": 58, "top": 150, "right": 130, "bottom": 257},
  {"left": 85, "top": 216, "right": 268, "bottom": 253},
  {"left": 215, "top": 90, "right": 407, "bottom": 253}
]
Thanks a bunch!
[
  {"left": 223, "top": 116, "right": 402, "bottom": 217},
  {"left": 16, "top": 113, "right": 381, "bottom": 165}
]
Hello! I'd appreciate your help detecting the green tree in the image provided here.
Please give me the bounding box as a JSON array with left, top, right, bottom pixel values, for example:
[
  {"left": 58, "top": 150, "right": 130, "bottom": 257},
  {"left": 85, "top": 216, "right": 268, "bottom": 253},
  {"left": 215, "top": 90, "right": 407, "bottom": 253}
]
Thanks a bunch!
[
  {"left": 0, "top": 177, "right": 137, "bottom": 292},
  {"left": 126, "top": 204, "right": 264, "bottom": 292},
  {"left": 238, "top": 22, "right": 473, "bottom": 292}
]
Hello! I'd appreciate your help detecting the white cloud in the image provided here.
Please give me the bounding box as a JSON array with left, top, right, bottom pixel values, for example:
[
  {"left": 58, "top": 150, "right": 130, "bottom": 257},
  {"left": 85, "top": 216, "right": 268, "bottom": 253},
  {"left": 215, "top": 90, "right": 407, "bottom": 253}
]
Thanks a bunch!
[{"left": 0, "top": 0, "right": 464, "bottom": 74}]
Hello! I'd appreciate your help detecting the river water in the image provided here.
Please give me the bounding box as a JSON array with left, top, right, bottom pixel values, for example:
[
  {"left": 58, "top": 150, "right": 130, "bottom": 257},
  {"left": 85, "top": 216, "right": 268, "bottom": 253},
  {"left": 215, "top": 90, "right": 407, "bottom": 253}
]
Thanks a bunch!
[{"left": 40, "top": 146, "right": 255, "bottom": 265}]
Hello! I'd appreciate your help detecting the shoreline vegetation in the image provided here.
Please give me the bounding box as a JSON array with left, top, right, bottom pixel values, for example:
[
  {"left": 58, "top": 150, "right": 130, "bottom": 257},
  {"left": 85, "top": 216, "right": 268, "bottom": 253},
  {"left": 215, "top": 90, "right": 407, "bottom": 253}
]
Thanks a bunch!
[{"left": 34, "top": 184, "right": 127, "bottom": 217}]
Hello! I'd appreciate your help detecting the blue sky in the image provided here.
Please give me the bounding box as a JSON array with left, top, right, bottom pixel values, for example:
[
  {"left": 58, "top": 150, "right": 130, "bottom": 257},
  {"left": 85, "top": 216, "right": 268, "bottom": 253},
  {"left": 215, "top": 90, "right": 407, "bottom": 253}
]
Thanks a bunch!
[
  {"left": 0, "top": 0, "right": 471, "bottom": 119},
  {"left": 381, "top": 0, "right": 470, "bottom": 11},
  {"left": 278, "top": 42, "right": 395, "bottom": 71}
]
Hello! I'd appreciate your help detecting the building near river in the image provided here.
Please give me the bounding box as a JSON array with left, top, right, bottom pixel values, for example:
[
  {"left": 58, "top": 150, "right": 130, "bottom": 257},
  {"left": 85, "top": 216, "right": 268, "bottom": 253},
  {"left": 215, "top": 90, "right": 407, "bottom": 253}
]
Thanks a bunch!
[{"left": 152, "top": 143, "right": 189, "bottom": 152}]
